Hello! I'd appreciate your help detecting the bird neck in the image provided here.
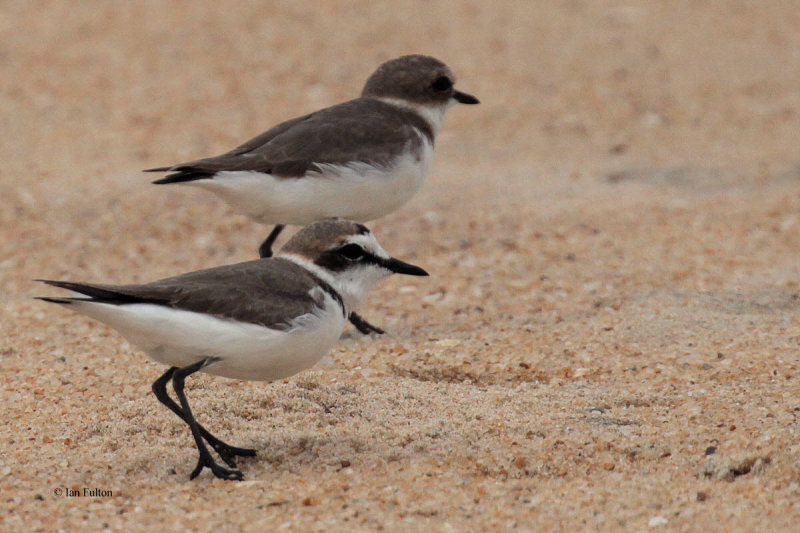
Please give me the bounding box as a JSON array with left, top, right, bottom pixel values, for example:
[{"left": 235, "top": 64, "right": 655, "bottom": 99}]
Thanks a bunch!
[
  {"left": 374, "top": 97, "right": 448, "bottom": 138},
  {"left": 279, "top": 253, "right": 361, "bottom": 314}
]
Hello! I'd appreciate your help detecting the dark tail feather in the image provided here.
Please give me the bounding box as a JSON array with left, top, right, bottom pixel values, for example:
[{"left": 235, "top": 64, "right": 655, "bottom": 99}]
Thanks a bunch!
[
  {"left": 146, "top": 167, "right": 215, "bottom": 184},
  {"left": 35, "top": 296, "right": 76, "bottom": 305},
  {"left": 37, "top": 279, "right": 116, "bottom": 298},
  {"left": 35, "top": 280, "right": 143, "bottom": 305}
]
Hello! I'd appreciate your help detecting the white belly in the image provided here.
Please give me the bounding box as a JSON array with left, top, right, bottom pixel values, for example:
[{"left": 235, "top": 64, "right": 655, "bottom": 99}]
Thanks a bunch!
[
  {"left": 188, "top": 140, "right": 433, "bottom": 225},
  {"left": 69, "top": 298, "right": 347, "bottom": 381}
]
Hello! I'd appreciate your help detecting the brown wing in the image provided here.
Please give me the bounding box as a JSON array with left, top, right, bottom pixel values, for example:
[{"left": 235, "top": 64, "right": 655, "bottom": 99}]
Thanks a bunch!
[
  {"left": 38, "top": 259, "right": 342, "bottom": 330},
  {"left": 147, "top": 99, "right": 432, "bottom": 183}
]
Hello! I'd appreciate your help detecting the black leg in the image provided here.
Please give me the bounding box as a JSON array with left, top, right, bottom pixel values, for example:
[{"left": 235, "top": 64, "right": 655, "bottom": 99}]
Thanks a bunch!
[
  {"left": 349, "top": 312, "right": 385, "bottom": 335},
  {"left": 171, "top": 360, "right": 244, "bottom": 480},
  {"left": 152, "top": 367, "right": 255, "bottom": 468},
  {"left": 258, "top": 225, "right": 285, "bottom": 258}
]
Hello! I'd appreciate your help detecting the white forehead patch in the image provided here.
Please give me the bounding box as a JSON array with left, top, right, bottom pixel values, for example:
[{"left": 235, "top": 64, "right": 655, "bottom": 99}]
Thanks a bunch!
[{"left": 344, "top": 232, "right": 391, "bottom": 260}]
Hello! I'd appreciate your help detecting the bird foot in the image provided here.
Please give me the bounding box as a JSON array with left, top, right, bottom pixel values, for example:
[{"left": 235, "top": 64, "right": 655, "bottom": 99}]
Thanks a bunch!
[
  {"left": 210, "top": 442, "right": 257, "bottom": 468},
  {"left": 189, "top": 454, "right": 244, "bottom": 481}
]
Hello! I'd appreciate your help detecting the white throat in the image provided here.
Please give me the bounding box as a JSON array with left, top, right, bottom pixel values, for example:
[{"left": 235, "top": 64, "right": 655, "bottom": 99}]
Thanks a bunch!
[
  {"left": 279, "top": 253, "right": 387, "bottom": 314},
  {"left": 376, "top": 97, "right": 449, "bottom": 137}
]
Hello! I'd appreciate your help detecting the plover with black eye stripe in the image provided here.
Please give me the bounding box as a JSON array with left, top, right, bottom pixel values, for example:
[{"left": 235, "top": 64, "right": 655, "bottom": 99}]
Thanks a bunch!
[
  {"left": 145, "top": 54, "right": 477, "bottom": 333},
  {"left": 37, "top": 219, "right": 427, "bottom": 481}
]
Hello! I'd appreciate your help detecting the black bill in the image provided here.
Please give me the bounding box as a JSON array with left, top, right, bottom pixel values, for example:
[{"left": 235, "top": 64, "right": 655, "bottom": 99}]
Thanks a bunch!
[
  {"left": 453, "top": 90, "right": 480, "bottom": 104},
  {"left": 384, "top": 258, "right": 429, "bottom": 276}
]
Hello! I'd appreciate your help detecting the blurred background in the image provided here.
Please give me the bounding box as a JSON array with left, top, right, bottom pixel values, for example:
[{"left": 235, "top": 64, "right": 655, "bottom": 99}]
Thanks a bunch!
[{"left": 3, "top": 2, "right": 800, "bottom": 530}]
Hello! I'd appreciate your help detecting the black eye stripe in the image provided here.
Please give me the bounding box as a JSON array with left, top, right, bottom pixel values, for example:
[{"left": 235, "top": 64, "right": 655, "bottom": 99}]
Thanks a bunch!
[
  {"left": 338, "top": 243, "right": 365, "bottom": 260},
  {"left": 315, "top": 248, "right": 386, "bottom": 272}
]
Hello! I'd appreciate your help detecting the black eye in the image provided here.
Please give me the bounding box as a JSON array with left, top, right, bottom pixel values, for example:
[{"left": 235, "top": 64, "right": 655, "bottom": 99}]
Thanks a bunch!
[
  {"left": 338, "top": 243, "right": 365, "bottom": 261},
  {"left": 430, "top": 76, "right": 452, "bottom": 92}
]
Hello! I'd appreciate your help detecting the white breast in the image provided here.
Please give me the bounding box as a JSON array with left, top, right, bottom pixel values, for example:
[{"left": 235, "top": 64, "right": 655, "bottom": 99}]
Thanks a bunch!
[
  {"left": 68, "top": 291, "right": 347, "bottom": 381},
  {"left": 187, "top": 135, "right": 434, "bottom": 225}
]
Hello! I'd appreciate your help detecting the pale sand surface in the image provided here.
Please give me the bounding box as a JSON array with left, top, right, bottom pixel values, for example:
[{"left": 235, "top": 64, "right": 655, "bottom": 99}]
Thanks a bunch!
[{"left": 3, "top": 1, "right": 800, "bottom": 531}]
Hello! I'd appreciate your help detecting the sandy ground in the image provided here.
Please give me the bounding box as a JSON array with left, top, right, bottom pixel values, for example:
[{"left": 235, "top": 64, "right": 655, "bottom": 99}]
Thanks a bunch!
[{"left": 3, "top": 1, "right": 800, "bottom": 531}]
